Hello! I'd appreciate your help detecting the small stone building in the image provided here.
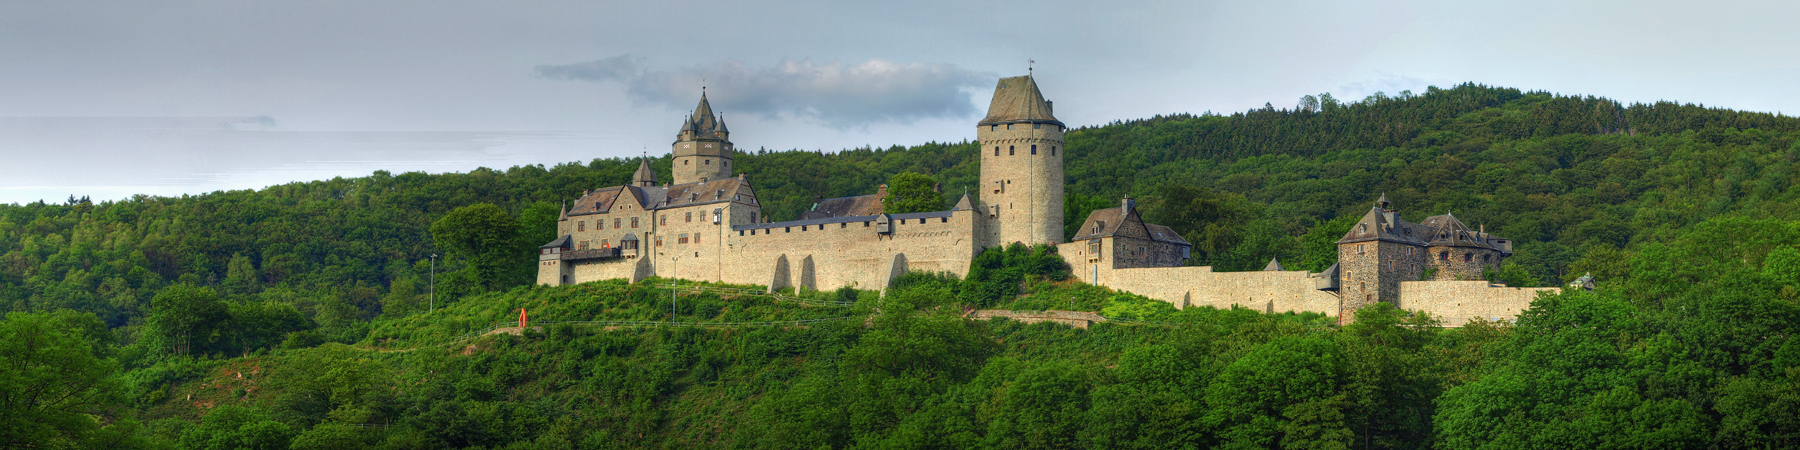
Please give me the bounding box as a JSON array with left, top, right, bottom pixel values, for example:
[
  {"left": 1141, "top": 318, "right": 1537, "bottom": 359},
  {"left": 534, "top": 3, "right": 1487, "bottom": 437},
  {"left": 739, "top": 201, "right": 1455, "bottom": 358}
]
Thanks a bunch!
[{"left": 1334, "top": 194, "right": 1515, "bottom": 322}]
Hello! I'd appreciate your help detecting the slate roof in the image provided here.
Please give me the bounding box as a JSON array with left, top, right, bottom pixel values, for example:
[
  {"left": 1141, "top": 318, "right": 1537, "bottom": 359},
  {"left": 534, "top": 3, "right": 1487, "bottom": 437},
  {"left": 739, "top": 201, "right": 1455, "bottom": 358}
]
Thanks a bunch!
[
  {"left": 979, "top": 75, "right": 1063, "bottom": 126},
  {"left": 541, "top": 235, "right": 571, "bottom": 249},
  {"left": 632, "top": 158, "right": 657, "bottom": 186},
  {"left": 566, "top": 177, "right": 754, "bottom": 216},
  {"left": 1071, "top": 206, "right": 1190, "bottom": 245},
  {"left": 1336, "top": 197, "right": 1512, "bottom": 254},
  {"left": 1263, "top": 258, "right": 1285, "bottom": 271},
  {"left": 799, "top": 193, "right": 884, "bottom": 220}
]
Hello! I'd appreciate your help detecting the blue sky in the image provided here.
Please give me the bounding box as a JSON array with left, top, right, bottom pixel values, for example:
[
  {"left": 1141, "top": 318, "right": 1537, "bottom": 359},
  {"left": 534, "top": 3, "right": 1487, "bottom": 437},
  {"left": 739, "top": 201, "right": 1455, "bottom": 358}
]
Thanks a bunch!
[{"left": 1, "top": 0, "right": 1795, "bottom": 204}]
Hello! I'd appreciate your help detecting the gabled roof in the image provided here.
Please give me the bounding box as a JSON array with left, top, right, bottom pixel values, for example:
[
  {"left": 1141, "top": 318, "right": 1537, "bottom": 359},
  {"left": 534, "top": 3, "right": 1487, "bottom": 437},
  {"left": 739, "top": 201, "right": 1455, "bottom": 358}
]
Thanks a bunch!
[
  {"left": 951, "top": 193, "right": 983, "bottom": 213},
  {"left": 1072, "top": 206, "right": 1189, "bottom": 246},
  {"left": 979, "top": 75, "right": 1062, "bottom": 126},
  {"left": 1336, "top": 206, "right": 1429, "bottom": 245},
  {"left": 800, "top": 193, "right": 884, "bottom": 220}
]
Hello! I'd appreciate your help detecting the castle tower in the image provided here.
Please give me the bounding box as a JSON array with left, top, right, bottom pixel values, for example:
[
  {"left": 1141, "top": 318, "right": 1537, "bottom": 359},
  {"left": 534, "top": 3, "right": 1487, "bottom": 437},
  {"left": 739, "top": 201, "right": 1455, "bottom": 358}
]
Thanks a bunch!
[
  {"left": 1335, "top": 194, "right": 1421, "bottom": 324},
  {"left": 978, "top": 74, "right": 1065, "bottom": 247},
  {"left": 671, "top": 92, "right": 733, "bottom": 185}
]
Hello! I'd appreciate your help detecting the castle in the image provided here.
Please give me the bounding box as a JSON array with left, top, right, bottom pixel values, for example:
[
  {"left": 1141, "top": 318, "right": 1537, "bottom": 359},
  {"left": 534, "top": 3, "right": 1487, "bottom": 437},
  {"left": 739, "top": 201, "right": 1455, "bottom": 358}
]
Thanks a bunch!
[{"left": 537, "top": 75, "right": 1555, "bottom": 325}]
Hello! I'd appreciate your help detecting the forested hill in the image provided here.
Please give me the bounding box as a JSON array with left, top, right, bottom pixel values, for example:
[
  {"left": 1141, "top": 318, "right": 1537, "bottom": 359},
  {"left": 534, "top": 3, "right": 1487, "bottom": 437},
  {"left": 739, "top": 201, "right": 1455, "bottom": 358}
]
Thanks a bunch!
[
  {"left": 6, "top": 83, "right": 1800, "bottom": 449},
  {"left": 6, "top": 83, "right": 1799, "bottom": 329}
]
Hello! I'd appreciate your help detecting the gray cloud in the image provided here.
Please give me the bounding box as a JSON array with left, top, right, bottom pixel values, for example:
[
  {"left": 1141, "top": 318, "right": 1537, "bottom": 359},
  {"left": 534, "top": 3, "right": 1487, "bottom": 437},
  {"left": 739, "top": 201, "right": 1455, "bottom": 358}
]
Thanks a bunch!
[{"left": 536, "top": 55, "right": 990, "bottom": 129}]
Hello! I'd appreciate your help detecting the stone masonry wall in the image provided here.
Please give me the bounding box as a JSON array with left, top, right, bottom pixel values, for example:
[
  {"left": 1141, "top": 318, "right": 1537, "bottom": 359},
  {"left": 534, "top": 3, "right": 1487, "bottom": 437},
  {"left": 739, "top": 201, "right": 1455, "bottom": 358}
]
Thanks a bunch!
[
  {"left": 1399, "top": 281, "right": 1557, "bottom": 326},
  {"left": 977, "top": 123, "right": 1064, "bottom": 247},
  {"left": 555, "top": 209, "right": 985, "bottom": 293}
]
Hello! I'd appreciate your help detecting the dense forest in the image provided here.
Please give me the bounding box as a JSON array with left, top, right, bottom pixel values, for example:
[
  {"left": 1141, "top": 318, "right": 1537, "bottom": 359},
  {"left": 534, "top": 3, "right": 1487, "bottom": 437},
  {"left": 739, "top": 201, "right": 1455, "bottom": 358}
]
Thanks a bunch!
[{"left": 4, "top": 83, "right": 1800, "bottom": 448}]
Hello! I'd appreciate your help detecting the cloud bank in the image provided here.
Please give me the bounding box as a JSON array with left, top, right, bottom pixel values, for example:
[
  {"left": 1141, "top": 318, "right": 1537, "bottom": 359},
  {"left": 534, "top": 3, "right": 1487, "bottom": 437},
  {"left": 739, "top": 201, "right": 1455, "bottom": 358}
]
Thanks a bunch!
[{"left": 536, "top": 55, "right": 989, "bottom": 129}]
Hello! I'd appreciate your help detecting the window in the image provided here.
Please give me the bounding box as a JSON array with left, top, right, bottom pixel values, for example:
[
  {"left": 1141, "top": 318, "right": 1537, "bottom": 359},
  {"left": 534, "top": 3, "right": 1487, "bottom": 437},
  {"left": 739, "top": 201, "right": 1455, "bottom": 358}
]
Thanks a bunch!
[
  {"left": 655, "top": 236, "right": 662, "bottom": 246},
  {"left": 1439, "top": 251, "right": 1448, "bottom": 260},
  {"left": 941, "top": 217, "right": 948, "bottom": 223},
  {"left": 679, "top": 233, "right": 688, "bottom": 244},
  {"left": 613, "top": 218, "right": 621, "bottom": 228},
  {"left": 840, "top": 223, "right": 847, "bottom": 228},
  {"left": 602, "top": 239, "right": 609, "bottom": 248},
  {"left": 1008, "top": 145, "right": 1015, "bottom": 155},
  {"left": 577, "top": 221, "right": 585, "bottom": 231},
  {"left": 1087, "top": 239, "right": 1101, "bottom": 256},
  {"left": 631, "top": 217, "right": 639, "bottom": 228},
  {"left": 598, "top": 219, "right": 604, "bottom": 230},
  {"left": 990, "top": 125, "right": 997, "bottom": 131},
  {"left": 1463, "top": 253, "right": 1473, "bottom": 262},
  {"left": 1052, "top": 146, "right": 1058, "bottom": 156},
  {"left": 994, "top": 147, "right": 1000, "bottom": 156},
  {"left": 751, "top": 212, "right": 758, "bottom": 223},
  {"left": 579, "top": 240, "right": 589, "bottom": 250},
  {"left": 704, "top": 159, "right": 710, "bottom": 165},
  {"left": 1031, "top": 144, "right": 1037, "bottom": 154},
  {"left": 686, "top": 212, "right": 692, "bottom": 222},
  {"left": 683, "top": 160, "right": 689, "bottom": 165},
  {"left": 660, "top": 216, "right": 666, "bottom": 225},
  {"left": 864, "top": 221, "right": 871, "bottom": 227},
  {"left": 1006, "top": 124, "right": 1013, "bottom": 130},
  {"left": 785, "top": 227, "right": 791, "bottom": 233},
  {"left": 1033, "top": 123, "right": 1041, "bottom": 129},
  {"left": 802, "top": 226, "right": 808, "bottom": 231},
  {"left": 716, "top": 189, "right": 724, "bottom": 199}
]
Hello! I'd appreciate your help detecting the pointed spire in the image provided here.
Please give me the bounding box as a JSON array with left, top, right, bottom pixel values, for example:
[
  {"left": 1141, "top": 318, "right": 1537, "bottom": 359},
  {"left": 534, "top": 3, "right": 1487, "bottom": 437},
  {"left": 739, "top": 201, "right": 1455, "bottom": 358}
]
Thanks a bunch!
[
  {"left": 715, "top": 113, "right": 729, "bottom": 133},
  {"left": 691, "top": 91, "right": 718, "bottom": 132},
  {"left": 1377, "top": 193, "right": 1390, "bottom": 210},
  {"left": 1263, "top": 257, "right": 1285, "bottom": 271},
  {"left": 633, "top": 156, "right": 658, "bottom": 187},
  {"left": 952, "top": 193, "right": 982, "bottom": 213},
  {"left": 558, "top": 201, "right": 568, "bottom": 220}
]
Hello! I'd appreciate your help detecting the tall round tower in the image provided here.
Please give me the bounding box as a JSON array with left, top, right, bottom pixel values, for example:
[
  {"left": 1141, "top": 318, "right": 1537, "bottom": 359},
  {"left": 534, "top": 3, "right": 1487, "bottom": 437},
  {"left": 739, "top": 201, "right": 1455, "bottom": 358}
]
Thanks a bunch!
[
  {"left": 977, "top": 74, "right": 1066, "bottom": 247},
  {"left": 671, "top": 92, "right": 733, "bottom": 185}
]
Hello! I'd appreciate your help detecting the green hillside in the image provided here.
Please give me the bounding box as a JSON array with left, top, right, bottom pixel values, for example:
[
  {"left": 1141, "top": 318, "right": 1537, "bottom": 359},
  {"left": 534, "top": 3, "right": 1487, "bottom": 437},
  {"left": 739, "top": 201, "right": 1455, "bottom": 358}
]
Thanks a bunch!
[{"left": 5, "top": 84, "right": 1800, "bottom": 448}]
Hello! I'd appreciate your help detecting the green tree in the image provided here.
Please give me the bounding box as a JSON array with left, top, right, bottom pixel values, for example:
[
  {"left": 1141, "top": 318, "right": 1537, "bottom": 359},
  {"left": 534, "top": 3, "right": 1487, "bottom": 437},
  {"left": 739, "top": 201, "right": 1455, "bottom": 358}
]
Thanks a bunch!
[
  {"left": 430, "top": 203, "right": 525, "bottom": 292},
  {"left": 881, "top": 172, "right": 943, "bottom": 214},
  {"left": 0, "top": 310, "right": 136, "bottom": 449},
  {"left": 144, "top": 284, "right": 228, "bottom": 356}
]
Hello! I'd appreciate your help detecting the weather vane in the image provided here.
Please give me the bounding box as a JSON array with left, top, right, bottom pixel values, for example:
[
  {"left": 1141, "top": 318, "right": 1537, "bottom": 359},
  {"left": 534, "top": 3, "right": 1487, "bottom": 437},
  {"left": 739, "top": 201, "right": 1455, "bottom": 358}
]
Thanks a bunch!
[{"left": 1029, "top": 59, "right": 1035, "bottom": 73}]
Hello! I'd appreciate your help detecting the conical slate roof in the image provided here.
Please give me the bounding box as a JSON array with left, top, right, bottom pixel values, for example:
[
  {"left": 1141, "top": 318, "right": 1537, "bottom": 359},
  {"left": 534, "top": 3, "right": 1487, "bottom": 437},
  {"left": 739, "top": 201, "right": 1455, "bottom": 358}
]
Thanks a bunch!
[
  {"left": 979, "top": 75, "right": 1062, "bottom": 126},
  {"left": 691, "top": 93, "right": 718, "bottom": 132},
  {"left": 632, "top": 158, "right": 658, "bottom": 187}
]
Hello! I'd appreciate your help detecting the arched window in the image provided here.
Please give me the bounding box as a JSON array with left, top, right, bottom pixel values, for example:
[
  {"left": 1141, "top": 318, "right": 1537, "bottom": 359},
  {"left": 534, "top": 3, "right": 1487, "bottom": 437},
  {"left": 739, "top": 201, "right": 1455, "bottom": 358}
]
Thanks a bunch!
[{"left": 1009, "top": 146, "right": 1015, "bottom": 155}]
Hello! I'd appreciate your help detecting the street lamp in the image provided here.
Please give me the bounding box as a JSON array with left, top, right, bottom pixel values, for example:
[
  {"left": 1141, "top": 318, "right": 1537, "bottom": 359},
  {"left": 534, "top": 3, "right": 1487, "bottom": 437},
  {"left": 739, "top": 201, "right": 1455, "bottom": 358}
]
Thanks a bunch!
[{"left": 429, "top": 253, "right": 438, "bottom": 313}]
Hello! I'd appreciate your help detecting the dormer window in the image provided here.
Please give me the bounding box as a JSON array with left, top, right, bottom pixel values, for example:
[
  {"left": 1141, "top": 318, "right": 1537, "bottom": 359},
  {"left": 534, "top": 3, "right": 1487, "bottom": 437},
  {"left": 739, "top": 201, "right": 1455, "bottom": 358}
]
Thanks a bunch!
[
  {"left": 716, "top": 189, "right": 725, "bottom": 199},
  {"left": 1094, "top": 221, "right": 1106, "bottom": 234},
  {"left": 690, "top": 192, "right": 698, "bottom": 201}
]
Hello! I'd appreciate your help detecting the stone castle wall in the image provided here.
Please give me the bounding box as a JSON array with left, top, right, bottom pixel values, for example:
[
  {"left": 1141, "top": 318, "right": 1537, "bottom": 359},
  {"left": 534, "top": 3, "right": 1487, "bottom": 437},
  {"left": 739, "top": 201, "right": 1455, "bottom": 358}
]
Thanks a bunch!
[
  {"left": 1427, "top": 246, "right": 1504, "bottom": 281},
  {"left": 1398, "top": 280, "right": 1556, "bottom": 326},
  {"left": 555, "top": 209, "right": 985, "bottom": 292}
]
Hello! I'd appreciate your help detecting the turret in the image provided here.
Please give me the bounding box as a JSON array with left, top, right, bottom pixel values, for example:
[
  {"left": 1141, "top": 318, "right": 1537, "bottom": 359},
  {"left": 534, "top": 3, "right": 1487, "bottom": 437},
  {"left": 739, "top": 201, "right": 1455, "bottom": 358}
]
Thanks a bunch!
[
  {"left": 977, "top": 74, "right": 1066, "bottom": 247},
  {"left": 671, "top": 91, "right": 734, "bottom": 184}
]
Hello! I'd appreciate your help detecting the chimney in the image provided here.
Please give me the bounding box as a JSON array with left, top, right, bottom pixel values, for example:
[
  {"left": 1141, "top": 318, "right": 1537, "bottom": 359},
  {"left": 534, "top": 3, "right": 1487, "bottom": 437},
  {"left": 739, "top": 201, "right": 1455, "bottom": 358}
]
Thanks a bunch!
[
  {"left": 1046, "top": 100, "right": 1054, "bottom": 116},
  {"left": 1122, "top": 195, "right": 1135, "bottom": 216},
  {"left": 877, "top": 184, "right": 888, "bottom": 198}
]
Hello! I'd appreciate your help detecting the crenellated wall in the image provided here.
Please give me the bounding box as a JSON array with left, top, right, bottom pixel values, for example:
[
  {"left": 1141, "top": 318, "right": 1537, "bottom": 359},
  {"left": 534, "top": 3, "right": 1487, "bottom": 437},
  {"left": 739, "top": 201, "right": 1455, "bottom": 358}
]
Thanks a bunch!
[{"left": 551, "top": 209, "right": 986, "bottom": 292}]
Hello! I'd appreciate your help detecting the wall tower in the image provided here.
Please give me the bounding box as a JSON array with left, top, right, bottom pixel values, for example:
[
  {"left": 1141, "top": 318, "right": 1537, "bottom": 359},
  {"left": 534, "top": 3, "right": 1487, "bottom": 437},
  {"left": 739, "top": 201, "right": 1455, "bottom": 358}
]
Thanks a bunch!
[
  {"left": 671, "top": 92, "right": 734, "bottom": 185},
  {"left": 978, "top": 75, "right": 1066, "bottom": 247}
]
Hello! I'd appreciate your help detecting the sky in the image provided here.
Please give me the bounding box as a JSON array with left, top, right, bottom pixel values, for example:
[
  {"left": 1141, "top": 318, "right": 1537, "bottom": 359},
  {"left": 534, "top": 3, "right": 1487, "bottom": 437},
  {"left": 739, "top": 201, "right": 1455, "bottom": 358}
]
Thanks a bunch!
[{"left": 1, "top": 0, "right": 1796, "bottom": 205}]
